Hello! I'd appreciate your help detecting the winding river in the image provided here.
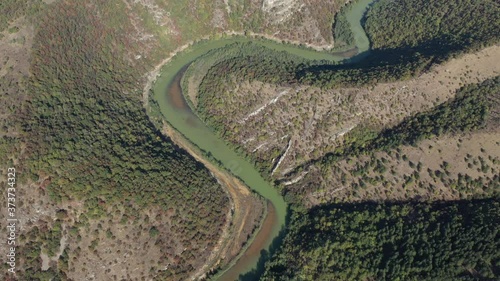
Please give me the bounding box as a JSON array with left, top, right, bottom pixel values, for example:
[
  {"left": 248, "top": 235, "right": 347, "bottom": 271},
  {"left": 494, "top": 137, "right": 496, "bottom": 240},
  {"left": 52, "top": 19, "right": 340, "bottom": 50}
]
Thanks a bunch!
[{"left": 151, "top": 0, "right": 375, "bottom": 279}]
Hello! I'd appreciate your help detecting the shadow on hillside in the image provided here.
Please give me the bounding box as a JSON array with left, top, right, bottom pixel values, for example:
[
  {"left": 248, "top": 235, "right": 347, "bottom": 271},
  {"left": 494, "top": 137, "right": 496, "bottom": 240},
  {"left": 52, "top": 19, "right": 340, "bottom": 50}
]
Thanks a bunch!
[{"left": 236, "top": 205, "right": 292, "bottom": 281}]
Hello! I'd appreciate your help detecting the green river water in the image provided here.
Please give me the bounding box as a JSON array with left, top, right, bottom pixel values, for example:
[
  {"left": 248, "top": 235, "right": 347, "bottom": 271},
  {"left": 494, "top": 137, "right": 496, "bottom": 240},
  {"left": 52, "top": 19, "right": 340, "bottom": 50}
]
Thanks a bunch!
[{"left": 151, "top": 0, "right": 374, "bottom": 279}]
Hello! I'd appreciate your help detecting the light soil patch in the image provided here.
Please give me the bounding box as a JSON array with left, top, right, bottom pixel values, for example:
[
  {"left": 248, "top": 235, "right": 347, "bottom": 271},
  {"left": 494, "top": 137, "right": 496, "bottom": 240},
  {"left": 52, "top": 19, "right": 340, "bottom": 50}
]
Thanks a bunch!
[
  {"left": 0, "top": 17, "right": 33, "bottom": 138},
  {"left": 0, "top": 19, "right": 33, "bottom": 78},
  {"left": 40, "top": 227, "right": 67, "bottom": 271},
  {"left": 68, "top": 205, "right": 181, "bottom": 281}
]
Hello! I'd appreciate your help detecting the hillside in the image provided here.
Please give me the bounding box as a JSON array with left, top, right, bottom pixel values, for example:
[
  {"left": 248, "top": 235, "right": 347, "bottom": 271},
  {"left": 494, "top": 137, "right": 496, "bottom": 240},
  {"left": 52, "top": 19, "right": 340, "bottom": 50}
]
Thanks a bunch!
[
  {"left": 184, "top": 1, "right": 500, "bottom": 278},
  {"left": 0, "top": 0, "right": 498, "bottom": 280},
  {"left": 289, "top": 77, "right": 499, "bottom": 206},
  {"left": 0, "top": 0, "right": 354, "bottom": 279},
  {"left": 190, "top": 0, "right": 500, "bottom": 199},
  {"left": 1, "top": 1, "right": 231, "bottom": 280},
  {"left": 193, "top": 45, "right": 500, "bottom": 179},
  {"left": 262, "top": 199, "right": 500, "bottom": 280}
]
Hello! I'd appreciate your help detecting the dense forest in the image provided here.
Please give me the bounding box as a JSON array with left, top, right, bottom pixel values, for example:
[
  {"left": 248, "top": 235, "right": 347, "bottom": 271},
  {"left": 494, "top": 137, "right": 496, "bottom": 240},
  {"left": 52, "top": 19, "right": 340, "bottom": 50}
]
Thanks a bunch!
[
  {"left": 16, "top": 1, "right": 229, "bottom": 279},
  {"left": 262, "top": 199, "right": 500, "bottom": 280},
  {"left": 365, "top": 0, "right": 500, "bottom": 51}
]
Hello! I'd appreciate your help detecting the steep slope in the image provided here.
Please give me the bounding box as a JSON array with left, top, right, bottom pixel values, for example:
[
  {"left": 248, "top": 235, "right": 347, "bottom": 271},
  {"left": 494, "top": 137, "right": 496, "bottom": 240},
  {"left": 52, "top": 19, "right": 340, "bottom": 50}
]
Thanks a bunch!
[
  {"left": 194, "top": 46, "right": 500, "bottom": 179},
  {"left": 1, "top": 1, "right": 228, "bottom": 280},
  {"left": 262, "top": 199, "right": 500, "bottom": 280}
]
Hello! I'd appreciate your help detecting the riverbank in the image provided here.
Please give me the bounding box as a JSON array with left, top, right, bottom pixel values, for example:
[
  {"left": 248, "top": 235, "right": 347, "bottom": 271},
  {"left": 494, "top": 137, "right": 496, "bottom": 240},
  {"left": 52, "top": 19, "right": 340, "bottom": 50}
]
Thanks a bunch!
[
  {"left": 141, "top": 30, "right": 344, "bottom": 109},
  {"left": 161, "top": 123, "right": 267, "bottom": 281},
  {"left": 148, "top": 38, "right": 290, "bottom": 280},
  {"left": 145, "top": 0, "right": 376, "bottom": 279}
]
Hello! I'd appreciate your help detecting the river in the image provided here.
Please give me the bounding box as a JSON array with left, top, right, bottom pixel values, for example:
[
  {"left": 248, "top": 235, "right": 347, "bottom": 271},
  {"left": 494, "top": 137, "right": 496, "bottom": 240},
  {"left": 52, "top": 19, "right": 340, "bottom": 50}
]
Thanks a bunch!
[{"left": 150, "top": 0, "right": 375, "bottom": 279}]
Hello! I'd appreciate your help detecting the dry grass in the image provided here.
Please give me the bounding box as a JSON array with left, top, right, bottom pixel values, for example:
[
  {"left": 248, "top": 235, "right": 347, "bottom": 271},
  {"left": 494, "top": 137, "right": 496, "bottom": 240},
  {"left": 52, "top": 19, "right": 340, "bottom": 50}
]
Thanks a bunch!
[
  {"left": 195, "top": 45, "right": 500, "bottom": 177},
  {"left": 302, "top": 129, "right": 499, "bottom": 207}
]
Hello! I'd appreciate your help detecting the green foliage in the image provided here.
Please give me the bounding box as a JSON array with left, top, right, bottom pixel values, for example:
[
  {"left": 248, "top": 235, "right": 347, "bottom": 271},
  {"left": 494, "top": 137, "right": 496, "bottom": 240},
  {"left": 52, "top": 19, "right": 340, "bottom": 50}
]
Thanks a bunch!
[
  {"left": 196, "top": 42, "right": 308, "bottom": 131},
  {"left": 322, "top": 77, "right": 499, "bottom": 164},
  {"left": 0, "top": 0, "right": 43, "bottom": 32},
  {"left": 193, "top": 42, "right": 319, "bottom": 177},
  {"left": 19, "top": 1, "right": 229, "bottom": 279},
  {"left": 333, "top": 13, "right": 353, "bottom": 47},
  {"left": 262, "top": 199, "right": 500, "bottom": 280},
  {"left": 332, "top": 3, "right": 356, "bottom": 47},
  {"left": 149, "top": 226, "right": 160, "bottom": 238},
  {"left": 365, "top": 0, "right": 500, "bottom": 51},
  {"left": 12, "top": 224, "right": 68, "bottom": 281}
]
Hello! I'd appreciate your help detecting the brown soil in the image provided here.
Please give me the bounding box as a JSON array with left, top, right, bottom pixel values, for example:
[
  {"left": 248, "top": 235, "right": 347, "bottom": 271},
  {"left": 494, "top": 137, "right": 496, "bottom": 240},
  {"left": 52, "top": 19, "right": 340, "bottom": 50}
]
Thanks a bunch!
[
  {"left": 161, "top": 123, "right": 265, "bottom": 280},
  {"left": 218, "top": 202, "right": 276, "bottom": 281}
]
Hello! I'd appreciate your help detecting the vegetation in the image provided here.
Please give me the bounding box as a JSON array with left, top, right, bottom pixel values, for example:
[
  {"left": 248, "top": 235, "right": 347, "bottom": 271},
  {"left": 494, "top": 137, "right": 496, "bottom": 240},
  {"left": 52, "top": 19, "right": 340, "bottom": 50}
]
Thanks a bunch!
[
  {"left": 332, "top": 9, "right": 354, "bottom": 48},
  {"left": 365, "top": 0, "right": 500, "bottom": 51},
  {"left": 262, "top": 199, "right": 500, "bottom": 280},
  {"left": 278, "top": 78, "right": 499, "bottom": 203},
  {"left": 197, "top": 42, "right": 309, "bottom": 127},
  {"left": 320, "top": 77, "right": 499, "bottom": 164},
  {"left": 16, "top": 1, "right": 229, "bottom": 279},
  {"left": 0, "top": 0, "right": 43, "bottom": 32},
  {"left": 2, "top": 0, "right": 498, "bottom": 279}
]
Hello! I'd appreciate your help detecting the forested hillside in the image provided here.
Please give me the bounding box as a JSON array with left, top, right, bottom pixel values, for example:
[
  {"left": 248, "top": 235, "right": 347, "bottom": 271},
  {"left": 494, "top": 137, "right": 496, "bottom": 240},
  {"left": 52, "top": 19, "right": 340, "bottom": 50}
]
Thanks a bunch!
[
  {"left": 262, "top": 199, "right": 500, "bottom": 280},
  {"left": 321, "top": 77, "right": 500, "bottom": 163},
  {"left": 365, "top": 0, "right": 500, "bottom": 51},
  {"left": 5, "top": 1, "right": 229, "bottom": 280},
  {"left": 193, "top": 0, "right": 500, "bottom": 186},
  {"left": 301, "top": 0, "right": 500, "bottom": 87},
  {"left": 282, "top": 77, "right": 500, "bottom": 206},
  {"left": 196, "top": 43, "right": 309, "bottom": 127}
]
